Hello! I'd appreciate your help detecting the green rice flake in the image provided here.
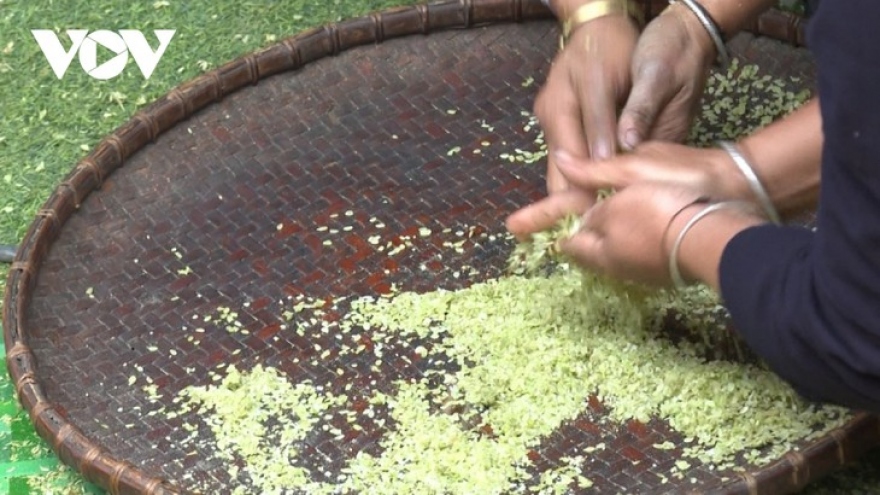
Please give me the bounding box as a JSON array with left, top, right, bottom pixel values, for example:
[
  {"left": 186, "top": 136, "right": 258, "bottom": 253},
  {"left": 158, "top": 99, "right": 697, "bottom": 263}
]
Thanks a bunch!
[{"left": 178, "top": 364, "right": 346, "bottom": 494}]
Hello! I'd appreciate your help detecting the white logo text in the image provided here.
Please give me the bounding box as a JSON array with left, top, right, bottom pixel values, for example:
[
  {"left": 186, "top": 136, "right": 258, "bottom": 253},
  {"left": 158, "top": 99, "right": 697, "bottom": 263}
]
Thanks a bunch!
[{"left": 31, "top": 29, "right": 176, "bottom": 80}]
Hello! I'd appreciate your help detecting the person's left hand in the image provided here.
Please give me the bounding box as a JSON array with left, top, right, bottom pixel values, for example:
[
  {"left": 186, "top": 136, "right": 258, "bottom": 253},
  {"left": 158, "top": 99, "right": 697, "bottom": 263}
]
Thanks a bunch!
[
  {"left": 506, "top": 141, "right": 741, "bottom": 238},
  {"left": 535, "top": 14, "right": 639, "bottom": 192},
  {"left": 507, "top": 182, "right": 711, "bottom": 286}
]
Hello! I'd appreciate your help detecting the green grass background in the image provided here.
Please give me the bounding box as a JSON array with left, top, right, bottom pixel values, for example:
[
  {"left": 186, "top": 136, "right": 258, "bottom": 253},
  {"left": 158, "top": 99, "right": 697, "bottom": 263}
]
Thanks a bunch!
[{"left": 1, "top": 0, "right": 879, "bottom": 493}]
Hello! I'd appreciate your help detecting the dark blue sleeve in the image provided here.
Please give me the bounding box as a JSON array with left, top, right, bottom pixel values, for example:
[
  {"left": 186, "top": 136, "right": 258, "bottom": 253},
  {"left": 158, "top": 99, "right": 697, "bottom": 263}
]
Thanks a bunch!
[{"left": 718, "top": 0, "right": 880, "bottom": 412}]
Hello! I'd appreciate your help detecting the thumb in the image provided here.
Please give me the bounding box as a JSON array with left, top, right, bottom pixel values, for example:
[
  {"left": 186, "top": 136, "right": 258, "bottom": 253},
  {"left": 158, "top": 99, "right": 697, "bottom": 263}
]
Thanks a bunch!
[{"left": 618, "top": 65, "right": 672, "bottom": 151}]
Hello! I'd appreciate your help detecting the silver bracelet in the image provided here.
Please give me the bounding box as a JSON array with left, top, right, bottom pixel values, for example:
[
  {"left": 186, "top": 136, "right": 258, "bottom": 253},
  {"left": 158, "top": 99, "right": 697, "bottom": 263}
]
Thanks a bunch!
[
  {"left": 675, "top": 0, "right": 731, "bottom": 69},
  {"left": 669, "top": 201, "right": 741, "bottom": 289},
  {"left": 717, "top": 141, "right": 781, "bottom": 225}
]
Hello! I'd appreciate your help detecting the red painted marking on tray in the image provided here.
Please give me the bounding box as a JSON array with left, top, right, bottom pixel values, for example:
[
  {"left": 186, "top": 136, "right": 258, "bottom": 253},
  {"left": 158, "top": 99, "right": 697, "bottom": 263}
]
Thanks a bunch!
[
  {"left": 256, "top": 323, "right": 281, "bottom": 340},
  {"left": 397, "top": 108, "right": 418, "bottom": 121},
  {"left": 252, "top": 258, "right": 269, "bottom": 276},
  {"left": 283, "top": 284, "right": 303, "bottom": 298},
  {"left": 382, "top": 259, "right": 398, "bottom": 272},
  {"left": 626, "top": 419, "right": 650, "bottom": 439},
  {"left": 339, "top": 257, "right": 356, "bottom": 272},
  {"left": 499, "top": 178, "right": 524, "bottom": 194},
  {"left": 276, "top": 222, "right": 303, "bottom": 238},
  {"left": 303, "top": 233, "right": 322, "bottom": 253},
  {"left": 250, "top": 297, "right": 271, "bottom": 311},
  {"left": 364, "top": 272, "right": 384, "bottom": 286},
  {"left": 301, "top": 270, "right": 324, "bottom": 284},
  {"left": 423, "top": 159, "right": 444, "bottom": 171},
  {"left": 442, "top": 71, "right": 465, "bottom": 89},
  {"left": 424, "top": 121, "right": 447, "bottom": 139},
  {"left": 621, "top": 445, "right": 646, "bottom": 463},
  {"left": 169, "top": 274, "right": 195, "bottom": 291},
  {"left": 372, "top": 281, "right": 392, "bottom": 294},
  {"left": 400, "top": 226, "right": 419, "bottom": 237},
  {"left": 344, "top": 234, "right": 371, "bottom": 255},
  {"left": 588, "top": 394, "right": 606, "bottom": 413},
  {"left": 228, "top": 248, "right": 248, "bottom": 262},
  {"left": 574, "top": 418, "right": 601, "bottom": 435},
  {"left": 446, "top": 203, "right": 472, "bottom": 216},
  {"left": 210, "top": 126, "right": 232, "bottom": 142}
]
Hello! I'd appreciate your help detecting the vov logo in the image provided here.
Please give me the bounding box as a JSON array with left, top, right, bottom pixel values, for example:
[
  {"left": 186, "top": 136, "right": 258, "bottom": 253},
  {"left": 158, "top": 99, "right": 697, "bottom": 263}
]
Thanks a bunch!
[{"left": 31, "top": 29, "right": 176, "bottom": 80}]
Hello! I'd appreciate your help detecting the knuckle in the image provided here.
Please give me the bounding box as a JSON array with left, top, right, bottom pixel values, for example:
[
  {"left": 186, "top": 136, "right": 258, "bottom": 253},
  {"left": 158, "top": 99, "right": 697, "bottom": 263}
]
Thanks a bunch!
[{"left": 623, "top": 105, "right": 655, "bottom": 127}]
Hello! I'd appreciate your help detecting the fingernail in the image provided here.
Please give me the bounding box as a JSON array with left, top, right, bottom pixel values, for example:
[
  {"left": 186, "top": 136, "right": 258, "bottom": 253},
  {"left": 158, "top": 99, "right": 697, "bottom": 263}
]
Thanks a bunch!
[
  {"left": 554, "top": 150, "right": 574, "bottom": 167},
  {"left": 592, "top": 142, "right": 612, "bottom": 161},
  {"left": 622, "top": 129, "right": 641, "bottom": 150}
]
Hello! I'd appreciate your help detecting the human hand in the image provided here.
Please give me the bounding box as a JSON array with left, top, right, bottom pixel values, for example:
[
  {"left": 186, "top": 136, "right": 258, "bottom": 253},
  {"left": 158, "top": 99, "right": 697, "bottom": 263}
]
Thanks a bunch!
[
  {"left": 507, "top": 142, "right": 750, "bottom": 238},
  {"left": 537, "top": 4, "right": 717, "bottom": 193},
  {"left": 616, "top": 5, "right": 717, "bottom": 150},
  {"left": 534, "top": 14, "right": 638, "bottom": 192},
  {"left": 507, "top": 182, "right": 763, "bottom": 288},
  {"left": 552, "top": 141, "right": 750, "bottom": 201},
  {"left": 508, "top": 183, "right": 705, "bottom": 285}
]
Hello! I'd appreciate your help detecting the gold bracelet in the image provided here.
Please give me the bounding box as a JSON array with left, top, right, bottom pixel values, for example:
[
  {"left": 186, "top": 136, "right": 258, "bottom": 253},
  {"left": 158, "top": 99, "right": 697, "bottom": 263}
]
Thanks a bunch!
[{"left": 560, "top": 0, "right": 645, "bottom": 49}]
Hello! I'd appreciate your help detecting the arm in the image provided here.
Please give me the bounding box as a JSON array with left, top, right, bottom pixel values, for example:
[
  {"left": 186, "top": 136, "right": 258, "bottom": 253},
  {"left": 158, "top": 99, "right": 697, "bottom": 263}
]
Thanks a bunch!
[
  {"left": 508, "top": 96, "right": 823, "bottom": 239},
  {"left": 617, "top": 0, "right": 778, "bottom": 148},
  {"left": 514, "top": 2, "right": 880, "bottom": 411},
  {"left": 536, "top": 0, "right": 640, "bottom": 191},
  {"left": 533, "top": 99, "right": 823, "bottom": 290},
  {"left": 733, "top": 98, "right": 822, "bottom": 219},
  {"left": 692, "top": 0, "right": 777, "bottom": 35},
  {"left": 538, "top": 0, "right": 780, "bottom": 194}
]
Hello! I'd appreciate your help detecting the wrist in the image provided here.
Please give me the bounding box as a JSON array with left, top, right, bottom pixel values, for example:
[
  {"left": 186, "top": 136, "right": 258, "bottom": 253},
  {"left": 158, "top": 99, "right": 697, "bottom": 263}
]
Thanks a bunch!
[
  {"left": 549, "top": 0, "right": 603, "bottom": 17},
  {"left": 716, "top": 140, "right": 781, "bottom": 224},
  {"left": 664, "top": 1, "right": 722, "bottom": 67},
  {"left": 669, "top": 202, "right": 764, "bottom": 290},
  {"left": 697, "top": 0, "right": 776, "bottom": 36},
  {"left": 707, "top": 147, "right": 753, "bottom": 202},
  {"left": 557, "top": 0, "right": 643, "bottom": 48}
]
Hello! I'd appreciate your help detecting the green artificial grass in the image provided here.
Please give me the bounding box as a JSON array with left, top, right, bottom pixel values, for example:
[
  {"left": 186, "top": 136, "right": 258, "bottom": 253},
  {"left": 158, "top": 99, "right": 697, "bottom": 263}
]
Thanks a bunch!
[
  {"left": 2, "top": 0, "right": 879, "bottom": 494},
  {"left": 0, "top": 0, "right": 421, "bottom": 244}
]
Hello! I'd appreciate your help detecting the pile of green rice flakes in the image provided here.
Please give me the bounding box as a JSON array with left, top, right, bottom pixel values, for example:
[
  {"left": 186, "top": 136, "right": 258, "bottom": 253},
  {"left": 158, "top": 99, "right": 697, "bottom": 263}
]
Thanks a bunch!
[{"left": 165, "top": 61, "right": 839, "bottom": 494}]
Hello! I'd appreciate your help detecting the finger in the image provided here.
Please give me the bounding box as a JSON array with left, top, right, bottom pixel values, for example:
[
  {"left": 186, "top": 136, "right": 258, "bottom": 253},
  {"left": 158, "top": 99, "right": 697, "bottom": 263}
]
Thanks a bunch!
[
  {"left": 618, "top": 63, "right": 674, "bottom": 151},
  {"left": 555, "top": 150, "right": 631, "bottom": 192},
  {"left": 559, "top": 230, "right": 607, "bottom": 275},
  {"left": 579, "top": 196, "right": 610, "bottom": 235},
  {"left": 534, "top": 64, "right": 592, "bottom": 192},
  {"left": 546, "top": 159, "right": 568, "bottom": 194},
  {"left": 576, "top": 61, "right": 618, "bottom": 161},
  {"left": 542, "top": 104, "right": 591, "bottom": 193},
  {"left": 505, "top": 190, "right": 594, "bottom": 240}
]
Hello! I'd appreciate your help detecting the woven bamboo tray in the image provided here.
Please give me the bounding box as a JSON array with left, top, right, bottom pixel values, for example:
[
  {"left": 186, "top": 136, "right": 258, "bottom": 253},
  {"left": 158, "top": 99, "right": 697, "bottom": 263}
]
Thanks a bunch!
[{"left": 4, "top": 1, "right": 878, "bottom": 494}]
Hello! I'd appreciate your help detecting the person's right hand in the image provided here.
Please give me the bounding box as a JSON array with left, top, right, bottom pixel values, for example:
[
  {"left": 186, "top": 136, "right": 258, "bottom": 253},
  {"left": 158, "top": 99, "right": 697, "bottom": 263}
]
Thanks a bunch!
[{"left": 617, "top": 4, "right": 717, "bottom": 150}]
